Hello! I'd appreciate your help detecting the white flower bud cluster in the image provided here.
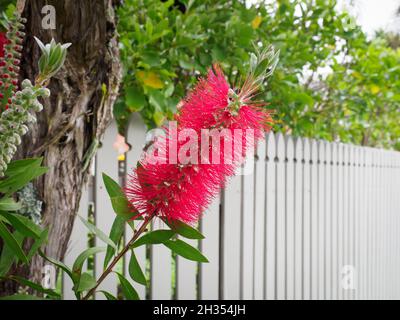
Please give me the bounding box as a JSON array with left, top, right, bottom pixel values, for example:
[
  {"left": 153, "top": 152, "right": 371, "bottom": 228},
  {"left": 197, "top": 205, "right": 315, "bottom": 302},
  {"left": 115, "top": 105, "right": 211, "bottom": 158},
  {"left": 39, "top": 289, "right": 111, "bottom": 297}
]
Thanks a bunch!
[{"left": 0, "top": 79, "right": 50, "bottom": 177}]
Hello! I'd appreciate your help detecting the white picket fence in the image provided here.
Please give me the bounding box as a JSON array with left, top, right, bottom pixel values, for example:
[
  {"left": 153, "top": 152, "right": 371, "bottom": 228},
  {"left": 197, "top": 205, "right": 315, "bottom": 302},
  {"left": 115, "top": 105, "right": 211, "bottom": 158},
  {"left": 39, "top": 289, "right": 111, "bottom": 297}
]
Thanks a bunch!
[{"left": 63, "top": 115, "right": 400, "bottom": 300}]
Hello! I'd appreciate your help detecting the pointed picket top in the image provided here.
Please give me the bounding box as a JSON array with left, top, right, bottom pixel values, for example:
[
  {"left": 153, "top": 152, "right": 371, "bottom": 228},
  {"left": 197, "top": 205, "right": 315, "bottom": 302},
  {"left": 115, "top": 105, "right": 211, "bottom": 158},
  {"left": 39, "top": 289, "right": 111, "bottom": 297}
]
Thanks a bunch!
[
  {"left": 370, "top": 147, "right": 376, "bottom": 168},
  {"left": 310, "top": 139, "right": 318, "bottom": 166},
  {"left": 391, "top": 151, "right": 396, "bottom": 169},
  {"left": 266, "top": 132, "right": 276, "bottom": 161},
  {"left": 396, "top": 151, "right": 400, "bottom": 168},
  {"left": 325, "top": 140, "right": 332, "bottom": 165},
  {"left": 331, "top": 142, "right": 338, "bottom": 166},
  {"left": 380, "top": 148, "right": 384, "bottom": 168},
  {"left": 295, "top": 136, "right": 303, "bottom": 163},
  {"left": 349, "top": 144, "right": 355, "bottom": 167},
  {"left": 360, "top": 146, "right": 366, "bottom": 167},
  {"left": 276, "top": 132, "right": 285, "bottom": 162},
  {"left": 303, "top": 137, "right": 311, "bottom": 162},
  {"left": 256, "top": 135, "right": 267, "bottom": 161},
  {"left": 365, "top": 146, "right": 371, "bottom": 168},
  {"left": 286, "top": 135, "right": 294, "bottom": 162},
  {"left": 354, "top": 145, "right": 360, "bottom": 167},
  {"left": 338, "top": 143, "right": 344, "bottom": 166},
  {"left": 317, "top": 140, "right": 325, "bottom": 164},
  {"left": 343, "top": 143, "right": 350, "bottom": 166}
]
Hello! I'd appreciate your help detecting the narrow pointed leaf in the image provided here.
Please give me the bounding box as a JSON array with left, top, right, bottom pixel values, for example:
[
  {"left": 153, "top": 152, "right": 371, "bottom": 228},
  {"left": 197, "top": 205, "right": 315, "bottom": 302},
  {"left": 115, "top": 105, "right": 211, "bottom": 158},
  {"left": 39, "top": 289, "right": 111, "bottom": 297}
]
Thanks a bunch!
[
  {"left": 9, "top": 276, "right": 61, "bottom": 298},
  {"left": 79, "top": 216, "right": 117, "bottom": 250},
  {"left": 76, "top": 272, "right": 97, "bottom": 293},
  {"left": 164, "top": 219, "right": 204, "bottom": 240},
  {"left": 132, "top": 230, "right": 175, "bottom": 248},
  {"left": 101, "top": 291, "right": 117, "bottom": 300},
  {"left": 0, "top": 212, "right": 42, "bottom": 239},
  {"left": 103, "top": 216, "right": 125, "bottom": 269},
  {"left": 0, "top": 221, "right": 28, "bottom": 264},
  {"left": 128, "top": 250, "right": 147, "bottom": 286},
  {"left": 116, "top": 272, "right": 139, "bottom": 300},
  {"left": 164, "top": 239, "right": 208, "bottom": 263}
]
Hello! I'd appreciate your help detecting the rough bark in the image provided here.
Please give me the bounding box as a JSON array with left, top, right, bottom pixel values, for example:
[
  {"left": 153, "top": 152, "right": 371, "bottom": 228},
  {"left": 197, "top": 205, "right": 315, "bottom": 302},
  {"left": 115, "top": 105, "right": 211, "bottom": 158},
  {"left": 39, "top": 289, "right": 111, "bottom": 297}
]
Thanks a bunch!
[{"left": 0, "top": 0, "right": 121, "bottom": 294}]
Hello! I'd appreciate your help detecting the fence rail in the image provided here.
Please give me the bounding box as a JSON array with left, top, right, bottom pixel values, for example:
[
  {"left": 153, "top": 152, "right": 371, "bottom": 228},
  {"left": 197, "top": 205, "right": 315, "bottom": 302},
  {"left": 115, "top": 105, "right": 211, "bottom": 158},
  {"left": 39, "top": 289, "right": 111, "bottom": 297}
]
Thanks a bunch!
[{"left": 63, "top": 115, "right": 400, "bottom": 300}]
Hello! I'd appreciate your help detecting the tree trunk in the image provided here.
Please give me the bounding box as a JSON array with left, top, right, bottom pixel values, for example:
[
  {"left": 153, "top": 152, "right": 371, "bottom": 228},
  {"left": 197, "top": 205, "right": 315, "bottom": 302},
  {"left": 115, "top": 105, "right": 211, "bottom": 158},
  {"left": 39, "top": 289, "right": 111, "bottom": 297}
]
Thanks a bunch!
[{"left": 0, "top": 0, "right": 121, "bottom": 294}]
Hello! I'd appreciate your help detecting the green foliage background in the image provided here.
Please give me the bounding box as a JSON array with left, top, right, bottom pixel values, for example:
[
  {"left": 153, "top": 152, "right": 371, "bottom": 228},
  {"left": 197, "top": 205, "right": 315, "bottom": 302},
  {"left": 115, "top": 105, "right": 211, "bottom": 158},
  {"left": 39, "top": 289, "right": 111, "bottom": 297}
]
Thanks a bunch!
[{"left": 116, "top": 0, "right": 400, "bottom": 150}]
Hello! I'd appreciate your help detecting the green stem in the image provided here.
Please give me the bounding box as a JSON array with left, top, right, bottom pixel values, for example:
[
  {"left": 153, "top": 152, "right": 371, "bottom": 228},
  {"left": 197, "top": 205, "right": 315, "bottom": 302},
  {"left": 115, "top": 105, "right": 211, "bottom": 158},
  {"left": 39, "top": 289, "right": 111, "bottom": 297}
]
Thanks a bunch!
[{"left": 82, "top": 215, "right": 153, "bottom": 300}]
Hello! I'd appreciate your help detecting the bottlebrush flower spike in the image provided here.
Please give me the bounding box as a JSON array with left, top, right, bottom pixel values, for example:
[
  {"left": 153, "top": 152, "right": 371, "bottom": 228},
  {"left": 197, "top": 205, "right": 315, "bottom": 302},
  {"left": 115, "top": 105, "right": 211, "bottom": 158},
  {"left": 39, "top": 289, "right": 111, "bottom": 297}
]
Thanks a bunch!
[
  {"left": 0, "top": 32, "right": 6, "bottom": 58},
  {"left": 0, "top": 13, "right": 25, "bottom": 112},
  {"left": 126, "top": 46, "right": 279, "bottom": 224}
]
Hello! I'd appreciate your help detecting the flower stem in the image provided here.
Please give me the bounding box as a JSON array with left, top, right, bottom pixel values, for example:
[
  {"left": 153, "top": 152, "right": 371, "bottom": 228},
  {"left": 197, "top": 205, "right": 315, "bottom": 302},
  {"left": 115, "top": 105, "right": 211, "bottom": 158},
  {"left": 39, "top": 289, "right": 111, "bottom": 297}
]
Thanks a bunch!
[{"left": 82, "top": 215, "right": 153, "bottom": 300}]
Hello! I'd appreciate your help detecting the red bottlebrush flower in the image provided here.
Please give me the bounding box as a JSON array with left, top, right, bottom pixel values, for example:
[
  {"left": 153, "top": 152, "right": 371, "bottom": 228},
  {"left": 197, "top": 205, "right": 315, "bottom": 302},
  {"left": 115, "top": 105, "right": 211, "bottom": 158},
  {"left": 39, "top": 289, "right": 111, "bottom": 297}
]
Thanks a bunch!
[
  {"left": 0, "top": 32, "right": 6, "bottom": 58},
  {"left": 126, "top": 48, "right": 279, "bottom": 224}
]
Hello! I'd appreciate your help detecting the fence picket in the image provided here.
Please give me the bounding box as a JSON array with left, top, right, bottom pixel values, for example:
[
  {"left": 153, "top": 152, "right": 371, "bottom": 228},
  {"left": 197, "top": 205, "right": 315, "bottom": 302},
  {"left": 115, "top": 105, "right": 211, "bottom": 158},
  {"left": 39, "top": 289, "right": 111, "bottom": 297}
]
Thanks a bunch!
[
  {"left": 200, "top": 197, "right": 220, "bottom": 299},
  {"left": 331, "top": 143, "right": 338, "bottom": 300},
  {"left": 337, "top": 144, "right": 344, "bottom": 300},
  {"left": 302, "top": 138, "right": 311, "bottom": 300},
  {"left": 254, "top": 139, "right": 267, "bottom": 299},
  {"left": 354, "top": 147, "right": 361, "bottom": 300},
  {"left": 276, "top": 133, "right": 286, "bottom": 300},
  {"left": 265, "top": 132, "right": 277, "bottom": 299},
  {"left": 317, "top": 140, "right": 326, "bottom": 300},
  {"left": 310, "top": 140, "right": 318, "bottom": 300},
  {"left": 125, "top": 113, "right": 148, "bottom": 299},
  {"left": 241, "top": 153, "right": 255, "bottom": 299},
  {"left": 95, "top": 120, "right": 119, "bottom": 299},
  {"left": 325, "top": 142, "right": 332, "bottom": 300},
  {"left": 222, "top": 173, "right": 242, "bottom": 299},
  {"left": 63, "top": 185, "right": 89, "bottom": 299},
  {"left": 348, "top": 145, "right": 355, "bottom": 300},
  {"left": 150, "top": 219, "right": 172, "bottom": 300},
  {"left": 285, "top": 136, "right": 295, "bottom": 300},
  {"left": 294, "top": 138, "right": 303, "bottom": 300}
]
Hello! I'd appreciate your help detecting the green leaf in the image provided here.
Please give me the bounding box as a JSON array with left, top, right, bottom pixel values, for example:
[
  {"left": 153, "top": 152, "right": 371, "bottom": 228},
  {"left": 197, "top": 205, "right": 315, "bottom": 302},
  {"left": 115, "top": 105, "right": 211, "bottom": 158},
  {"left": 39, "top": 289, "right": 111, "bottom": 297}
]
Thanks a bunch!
[
  {"left": 164, "top": 219, "right": 204, "bottom": 240},
  {"left": 27, "top": 228, "right": 49, "bottom": 260},
  {"left": 125, "top": 86, "right": 146, "bottom": 112},
  {"left": 132, "top": 230, "right": 175, "bottom": 248},
  {"left": 103, "top": 216, "right": 126, "bottom": 269},
  {"left": 101, "top": 290, "right": 118, "bottom": 300},
  {"left": 0, "top": 232, "right": 24, "bottom": 276},
  {"left": 116, "top": 272, "right": 139, "bottom": 300},
  {"left": 39, "top": 250, "right": 73, "bottom": 281},
  {"left": 110, "top": 196, "right": 135, "bottom": 219},
  {"left": 72, "top": 247, "right": 106, "bottom": 277},
  {"left": 102, "top": 173, "right": 124, "bottom": 198},
  {"left": 164, "top": 239, "right": 208, "bottom": 263},
  {"left": 0, "top": 198, "right": 21, "bottom": 211},
  {"left": 0, "top": 294, "right": 47, "bottom": 300},
  {"left": 79, "top": 216, "right": 117, "bottom": 250},
  {"left": 103, "top": 173, "right": 136, "bottom": 219},
  {"left": 5, "top": 158, "right": 42, "bottom": 176},
  {"left": 76, "top": 272, "right": 97, "bottom": 293},
  {"left": 0, "top": 221, "right": 28, "bottom": 264},
  {"left": 9, "top": 276, "right": 61, "bottom": 298},
  {"left": 0, "top": 158, "right": 48, "bottom": 195},
  {"left": 128, "top": 250, "right": 147, "bottom": 286},
  {"left": 0, "top": 212, "right": 42, "bottom": 239}
]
